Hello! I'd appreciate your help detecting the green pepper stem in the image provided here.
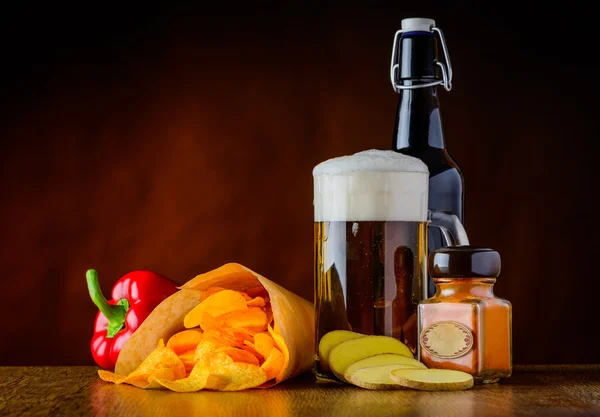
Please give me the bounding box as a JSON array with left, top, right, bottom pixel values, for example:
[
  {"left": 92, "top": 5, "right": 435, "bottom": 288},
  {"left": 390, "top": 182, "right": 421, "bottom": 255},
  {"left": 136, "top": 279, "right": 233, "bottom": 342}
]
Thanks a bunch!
[{"left": 86, "top": 269, "right": 126, "bottom": 337}]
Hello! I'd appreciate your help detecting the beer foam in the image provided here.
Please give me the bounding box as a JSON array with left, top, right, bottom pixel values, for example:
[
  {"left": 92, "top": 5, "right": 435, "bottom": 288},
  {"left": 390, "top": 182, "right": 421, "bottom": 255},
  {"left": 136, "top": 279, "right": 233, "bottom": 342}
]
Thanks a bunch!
[
  {"left": 313, "top": 150, "right": 429, "bottom": 222},
  {"left": 312, "top": 149, "right": 428, "bottom": 176}
]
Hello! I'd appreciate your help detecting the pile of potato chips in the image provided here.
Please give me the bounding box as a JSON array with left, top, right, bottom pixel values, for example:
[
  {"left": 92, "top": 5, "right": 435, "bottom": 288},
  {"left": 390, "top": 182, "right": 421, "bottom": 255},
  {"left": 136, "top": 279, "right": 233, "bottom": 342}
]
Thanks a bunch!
[{"left": 98, "top": 286, "right": 288, "bottom": 392}]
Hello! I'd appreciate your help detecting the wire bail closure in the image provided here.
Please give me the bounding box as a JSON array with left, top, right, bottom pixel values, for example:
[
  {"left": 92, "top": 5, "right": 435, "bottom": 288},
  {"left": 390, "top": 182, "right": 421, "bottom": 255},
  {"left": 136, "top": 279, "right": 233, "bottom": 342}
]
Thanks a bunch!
[{"left": 389, "top": 25, "right": 453, "bottom": 93}]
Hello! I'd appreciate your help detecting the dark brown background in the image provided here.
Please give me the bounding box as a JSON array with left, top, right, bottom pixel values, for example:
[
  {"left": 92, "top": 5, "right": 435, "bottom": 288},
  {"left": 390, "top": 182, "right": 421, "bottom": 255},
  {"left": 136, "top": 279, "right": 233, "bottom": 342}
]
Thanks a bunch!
[{"left": 1, "top": 3, "right": 598, "bottom": 366}]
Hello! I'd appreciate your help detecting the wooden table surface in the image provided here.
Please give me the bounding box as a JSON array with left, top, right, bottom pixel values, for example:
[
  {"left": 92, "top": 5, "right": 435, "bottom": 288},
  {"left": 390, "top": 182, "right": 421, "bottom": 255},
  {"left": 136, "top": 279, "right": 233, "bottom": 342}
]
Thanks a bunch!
[{"left": 1, "top": 365, "right": 599, "bottom": 417}]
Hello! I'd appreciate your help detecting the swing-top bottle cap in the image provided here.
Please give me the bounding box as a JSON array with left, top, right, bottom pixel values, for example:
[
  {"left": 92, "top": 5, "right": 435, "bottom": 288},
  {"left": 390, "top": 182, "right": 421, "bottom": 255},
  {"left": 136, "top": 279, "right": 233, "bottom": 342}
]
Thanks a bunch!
[{"left": 401, "top": 18, "right": 435, "bottom": 33}]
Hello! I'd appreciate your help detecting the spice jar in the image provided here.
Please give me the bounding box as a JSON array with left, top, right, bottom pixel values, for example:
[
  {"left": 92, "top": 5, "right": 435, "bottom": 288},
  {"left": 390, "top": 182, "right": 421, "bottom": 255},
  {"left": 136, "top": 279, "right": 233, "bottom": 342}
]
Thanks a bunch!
[{"left": 418, "top": 246, "right": 512, "bottom": 383}]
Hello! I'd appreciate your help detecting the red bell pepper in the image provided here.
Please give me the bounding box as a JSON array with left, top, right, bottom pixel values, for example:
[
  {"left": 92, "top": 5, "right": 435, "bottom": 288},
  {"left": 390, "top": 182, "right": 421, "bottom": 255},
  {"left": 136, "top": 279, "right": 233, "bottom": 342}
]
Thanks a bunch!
[{"left": 86, "top": 269, "right": 178, "bottom": 370}]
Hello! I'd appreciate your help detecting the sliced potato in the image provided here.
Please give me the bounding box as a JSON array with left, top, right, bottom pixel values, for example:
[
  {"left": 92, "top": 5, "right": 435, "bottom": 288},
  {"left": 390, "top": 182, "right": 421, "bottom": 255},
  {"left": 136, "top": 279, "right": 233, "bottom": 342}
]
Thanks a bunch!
[
  {"left": 344, "top": 353, "right": 426, "bottom": 381},
  {"left": 347, "top": 364, "right": 421, "bottom": 390},
  {"left": 329, "top": 336, "right": 413, "bottom": 382},
  {"left": 318, "top": 330, "right": 364, "bottom": 373},
  {"left": 389, "top": 369, "right": 474, "bottom": 391}
]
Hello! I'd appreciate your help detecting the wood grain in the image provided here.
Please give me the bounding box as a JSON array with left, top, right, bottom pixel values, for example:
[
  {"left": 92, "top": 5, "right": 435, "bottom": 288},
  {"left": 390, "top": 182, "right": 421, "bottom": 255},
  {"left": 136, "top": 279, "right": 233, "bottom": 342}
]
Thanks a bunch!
[{"left": 0, "top": 366, "right": 599, "bottom": 417}]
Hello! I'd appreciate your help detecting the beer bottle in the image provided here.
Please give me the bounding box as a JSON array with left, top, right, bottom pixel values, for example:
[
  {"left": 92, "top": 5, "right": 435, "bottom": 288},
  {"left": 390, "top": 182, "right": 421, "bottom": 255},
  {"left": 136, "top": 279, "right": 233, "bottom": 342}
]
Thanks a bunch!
[{"left": 390, "top": 18, "right": 464, "bottom": 297}]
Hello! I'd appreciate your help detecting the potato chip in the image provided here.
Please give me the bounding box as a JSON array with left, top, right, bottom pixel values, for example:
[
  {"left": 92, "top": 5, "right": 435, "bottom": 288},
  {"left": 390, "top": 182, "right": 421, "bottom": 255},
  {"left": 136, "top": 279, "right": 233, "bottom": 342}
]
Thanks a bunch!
[
  {"left": 228, "top": 328, "right": 254, "bottom": 344},
  {"left": 202, "top": 329, "right": 243, "bottom": 349},
  {"left": 166, "top": 330, "right": 203, "bottom": 355},
  {"left": 246, "top": 296, "right": 266, "bottom": 308},
  {"left": 268, "top": 325, "right": 290, "bottom": 381},
  {"left": 201, "top": 351, "right": 267, "bottom": 391},
  {"left": 98, "top": 339, "right": 186, "bottom": 388},
  {"left": 261, "top": 347, "right": 284, "bottom": 380},
  {"left": 193, "top": 338, "right": 229, "bottom": 362},
  {"left": 225, "top": 326, "right": 262, "bottom": 336},
  {"left": 150, "top": 361, "right": 211, "bottom": 392},
  {"left": 220, "top": 306, "right": 267, "bottom": 329},
  {"left": 227, "top": 326, "right": 254, "bottom": 335},
  {"left": 201, "top": 289, "right": 249, "bottom": 315},
  {"left": 265, "top": 305, "right": 274, "bottom": 325},
  {"left": 254, "top": 332, "right": 276, "bottom": 359},
  {"left": 134, "top": 376, "right": 178, "bottom": 390},
  {"left": 239, "top": 292, "right": 253, "bottom": 301},
  {"left": 184, "top": 290, "right": 248, "bottom": 328},
  {"left": 215, "top": 346, "right": 260, "bottom": 366},
  {"left": 245, "top": 285, "right": 269, "bottom": 300},
  {"left": 199, "top": 286, "right": 228, "bottom": 302},
  {"left": 98, "top": 370, "right": 129, "bottom": 385},
  {"left": 199, "top": 312, "right": 224, "bottom": 332},
  {"left": 241, "top": 341, "right": 264, "bottom": 363},
  {"left": 178, "top": 349, "right": 196, "bottom": 374},
  {"left": 248, "top": 326, "right": 270, "bottom": 334}
]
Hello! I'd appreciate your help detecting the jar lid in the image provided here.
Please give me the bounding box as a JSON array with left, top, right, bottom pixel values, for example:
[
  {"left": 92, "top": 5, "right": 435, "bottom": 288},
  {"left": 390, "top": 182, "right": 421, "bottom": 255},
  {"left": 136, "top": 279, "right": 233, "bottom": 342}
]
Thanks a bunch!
[{"left": 429, "top": 246, "right": 501, "bottom": 278}]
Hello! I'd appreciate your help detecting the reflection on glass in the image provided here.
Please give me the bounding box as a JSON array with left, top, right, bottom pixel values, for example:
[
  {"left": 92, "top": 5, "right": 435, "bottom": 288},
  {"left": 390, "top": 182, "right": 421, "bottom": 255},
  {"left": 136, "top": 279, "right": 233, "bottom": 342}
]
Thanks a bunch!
[{"left": 314, "top": 219, "right": 427, "bottom": 380}]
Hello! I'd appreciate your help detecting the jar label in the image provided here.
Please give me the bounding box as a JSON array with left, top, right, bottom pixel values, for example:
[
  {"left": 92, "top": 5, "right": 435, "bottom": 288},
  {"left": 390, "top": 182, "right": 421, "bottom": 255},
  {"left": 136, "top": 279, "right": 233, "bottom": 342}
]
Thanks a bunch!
[{"left": 420, "top": 321, "right": 474, "bottom": 359}]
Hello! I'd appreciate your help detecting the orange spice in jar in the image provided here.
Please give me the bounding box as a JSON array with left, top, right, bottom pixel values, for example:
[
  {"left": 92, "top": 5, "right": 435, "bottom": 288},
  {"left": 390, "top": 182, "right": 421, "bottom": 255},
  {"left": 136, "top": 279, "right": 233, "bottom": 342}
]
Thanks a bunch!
[{"left": 418, "top": 246, "right": 512, "bottom": 384}]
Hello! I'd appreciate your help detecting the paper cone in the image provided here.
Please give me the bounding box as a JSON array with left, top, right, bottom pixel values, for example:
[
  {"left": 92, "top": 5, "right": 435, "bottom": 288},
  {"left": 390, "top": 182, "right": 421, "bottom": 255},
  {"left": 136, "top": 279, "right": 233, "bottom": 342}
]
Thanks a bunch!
[{"left": 115, "top": 263, "right": 315, "bottom": 385}]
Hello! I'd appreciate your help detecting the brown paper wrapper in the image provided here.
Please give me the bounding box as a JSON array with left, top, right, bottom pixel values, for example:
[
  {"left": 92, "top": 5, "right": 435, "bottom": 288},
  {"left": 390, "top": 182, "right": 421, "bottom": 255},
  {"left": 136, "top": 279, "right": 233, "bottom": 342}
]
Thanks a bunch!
[{"left": 115, "top": 263, "right": 315, "bottom": 385}]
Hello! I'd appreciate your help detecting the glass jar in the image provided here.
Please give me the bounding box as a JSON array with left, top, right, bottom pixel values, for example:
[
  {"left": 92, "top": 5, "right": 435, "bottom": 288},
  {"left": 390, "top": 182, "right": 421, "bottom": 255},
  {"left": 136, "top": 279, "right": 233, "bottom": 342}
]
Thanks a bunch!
[{"left": 418, "top": 246, "right": 512, "bottom": 383}]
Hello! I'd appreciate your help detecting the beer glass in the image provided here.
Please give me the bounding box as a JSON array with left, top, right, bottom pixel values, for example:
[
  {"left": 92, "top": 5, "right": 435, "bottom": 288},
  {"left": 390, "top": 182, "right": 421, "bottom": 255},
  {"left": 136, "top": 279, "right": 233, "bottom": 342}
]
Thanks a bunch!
[{"left": 313, "top": 149, "right": 469, "bottom": 380}]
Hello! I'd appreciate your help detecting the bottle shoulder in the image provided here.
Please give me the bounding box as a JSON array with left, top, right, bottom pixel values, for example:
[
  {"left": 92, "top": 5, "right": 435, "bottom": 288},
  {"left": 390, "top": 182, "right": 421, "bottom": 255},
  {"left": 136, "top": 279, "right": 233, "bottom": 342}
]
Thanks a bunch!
[
  {"left": 442, "top": 150, "right": 463, "bottom": 174},
  {"left": 397, "top": 147, "right": 462, "bottom": 178},
  {"left": 420, "top": 294, "right": 511, "bottom": 309}
]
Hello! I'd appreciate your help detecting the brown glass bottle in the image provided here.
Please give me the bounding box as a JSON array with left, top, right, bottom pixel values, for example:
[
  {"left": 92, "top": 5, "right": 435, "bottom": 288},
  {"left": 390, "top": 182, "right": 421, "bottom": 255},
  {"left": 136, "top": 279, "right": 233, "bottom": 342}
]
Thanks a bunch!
[{"left": 390, "top": 19, "right": 465, "bottom": 297}]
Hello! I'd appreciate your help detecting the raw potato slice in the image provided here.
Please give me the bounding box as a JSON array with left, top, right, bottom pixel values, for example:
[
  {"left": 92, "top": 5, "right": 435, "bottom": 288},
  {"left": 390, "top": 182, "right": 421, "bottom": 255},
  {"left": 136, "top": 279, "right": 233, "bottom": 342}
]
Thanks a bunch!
[
  {"left": 344, "top": 353, "right": 426, "bottom": 381},
  {"left": 328, "top": 336, "right": 413, "bottom": 382},
  {"left": 389, "top": 369, "right": 474, "bottom": 391},
  {"left": 346, "top": 364, "right": 421, "bottom": 390},
  {"left": 318, "top": 330, "right": 364, "bottom": 373}
]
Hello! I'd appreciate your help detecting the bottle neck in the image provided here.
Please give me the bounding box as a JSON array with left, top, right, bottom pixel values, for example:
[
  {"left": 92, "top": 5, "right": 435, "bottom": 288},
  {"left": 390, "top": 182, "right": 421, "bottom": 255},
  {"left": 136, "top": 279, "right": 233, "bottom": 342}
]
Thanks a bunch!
[
  {"left": 391, "top": 32, "right": 445, "bottom": 151},
  {"left": 434, "top": 278, "right": 496, "bottom": 298},
  {"left": 392, "top": 86, "right": 445, "bottom": 151}
]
